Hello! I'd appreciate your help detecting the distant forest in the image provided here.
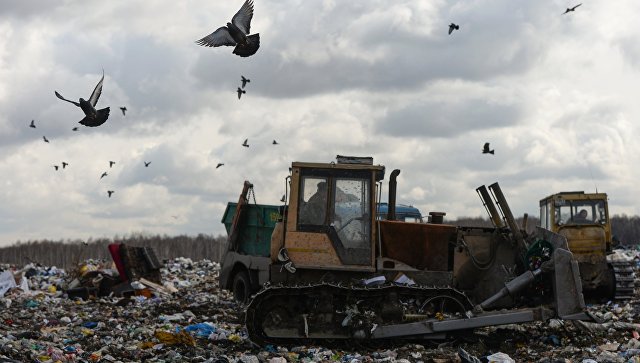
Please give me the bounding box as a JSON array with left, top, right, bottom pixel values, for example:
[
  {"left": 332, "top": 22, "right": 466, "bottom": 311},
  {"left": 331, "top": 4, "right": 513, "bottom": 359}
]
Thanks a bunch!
[{"left": 0, "top": 215, "right": 638, "bottom": 269}]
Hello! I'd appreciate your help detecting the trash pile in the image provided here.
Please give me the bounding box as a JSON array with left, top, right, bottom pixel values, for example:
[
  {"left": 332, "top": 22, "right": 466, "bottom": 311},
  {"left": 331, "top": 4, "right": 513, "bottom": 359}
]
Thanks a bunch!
[{"left": 0, "top": 248, "right": 638, "bottom": 362}]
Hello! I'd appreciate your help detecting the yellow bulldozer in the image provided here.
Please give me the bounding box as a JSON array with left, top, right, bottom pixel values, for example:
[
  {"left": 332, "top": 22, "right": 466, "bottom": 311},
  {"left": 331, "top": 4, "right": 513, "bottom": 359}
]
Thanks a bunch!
[
  {"left": 539, "top": 191, "right": 635, "bottom": 300},
  {"left": 220, "top": 156, "right": 593, "bottom": 346}
]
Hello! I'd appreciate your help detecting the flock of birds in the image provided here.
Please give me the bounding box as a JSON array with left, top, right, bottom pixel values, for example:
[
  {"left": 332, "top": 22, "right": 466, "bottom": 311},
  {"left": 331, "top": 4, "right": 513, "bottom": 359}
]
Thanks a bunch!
[{"left": 28, "top": 0, "right": 586, "bottom": 198}]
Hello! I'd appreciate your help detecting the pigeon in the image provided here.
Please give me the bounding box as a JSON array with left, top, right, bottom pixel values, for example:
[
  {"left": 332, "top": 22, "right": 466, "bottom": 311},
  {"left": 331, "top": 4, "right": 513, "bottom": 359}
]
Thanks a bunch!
[
  {"left": 449, "top": 23, "right": 460, "bottom": 35},
  {"left": 237, "top": 87, "right": 246, "bottom": 99},
  {"left": 563, "top": 3, "right": 582, "bottom": 14},
  {"left": 43, "top": 136, "right": 49, "bottom": 143},
  {"left": 100, "top": 172, "right": 108, "bottom": 179},
  {"left": 216, "top": 163, "right": 224, "bottom": 169},
  {"left": 195, "top": 0, "right": 260, "bottom": 57},
  {"left": 62, "top": 162, "right": 68, "bottom": 169},
  {"left": 120, "top": 107, "right": 127, "bottom": 116},
  {"left": 241, "top": 75, "right": 250, "bottom": 88},
  {"left": 72, "top": 127, "right": 79, "bottom": 131},
  {"left": 272, "top": 140, "right": 278, "bottom": 145},
  {"left": 55, "top": 70, "right": 111, "bottom": 127},
  {"left": 482, "top": 142, "right": 495, "bottom": 155},
  {"left": 109, "top": 161, "right": 116, "bottom": 168},
  {"left": 144, "top": 161, "right": 151, "bottom": 167},
  {"left": 29, "top": 120, "right": 36, "bottom": 128},
  {"left": 53, "top": 165, "right": 59, "bottom": 171},
  {"left": 107, "top": 190, "right": 114, "bottom": 198},
  {"left": 242, "top": 138, "right": 249, "bottom": 147}
]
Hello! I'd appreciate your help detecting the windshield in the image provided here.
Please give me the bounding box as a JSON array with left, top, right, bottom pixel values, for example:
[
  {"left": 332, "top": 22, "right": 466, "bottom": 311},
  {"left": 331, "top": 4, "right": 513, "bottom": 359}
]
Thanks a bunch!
[{"left": 554, "top": 199, "right": 607, "bottom": 226}]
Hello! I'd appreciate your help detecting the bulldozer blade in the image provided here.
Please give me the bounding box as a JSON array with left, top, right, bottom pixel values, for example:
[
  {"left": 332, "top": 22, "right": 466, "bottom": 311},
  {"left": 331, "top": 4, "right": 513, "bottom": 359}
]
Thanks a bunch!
[{"left": 553, "top": 248, "right": 590, "bottom": 320}]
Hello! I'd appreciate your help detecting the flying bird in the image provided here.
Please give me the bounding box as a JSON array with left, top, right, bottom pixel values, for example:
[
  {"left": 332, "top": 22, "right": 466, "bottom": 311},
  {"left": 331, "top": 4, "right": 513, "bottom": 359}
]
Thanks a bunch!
[
  {"left": 107, "top": 190, "right": 114, "bottom": 198},
  {"left": 55, "top": 70, "right": 111, "bottom": 127},
  {"left": 72, "top": 127, "right": 79, "bottom": 131},
  {"left": 482, "top": 142, "right": 495, "bottom": 155},
  {"left": 109, "top": 161, "right": 116, "bottom": 168},
  {"left": 120, "top": 107, "right": 127, "bottom": 116},
  {"left": 216, "top": 163, "right": 224, "bottom": 169},
  {"left": 43, "top": 136, "right": 49, "bottom": 143},
  {"left": 242, "top": 138, "right": 249, "bottom": 147},
  {"left": 62, "top": 162, "right": 68, "bottom": 169},
  {"left": 237, "top": 87, "right": 246, "bottom": 99},
  {"left": 29, "top": 120, "right": 36, "bottom": 128},
  {"left": 272, "top": 140, "right": 278, "bottom": 145},
  {"left": 448, "top": 23, "right": 459, "bottom": 35},
  {"left": 241, "top": 75, "right": 250, "bottom": 88},
  {"left": 563, "top": 3, "right": 582, "bottom": 14},
  {"left": 53, "top": 165, "right": 59, "bottom": 171},
  {"left": 144, "top": 161, "right": 151, "bottom": 167},
  {"left": 100, "top": 172, "right": 108, "bottom": 179},
  {"left": 195, "top": 0, "right": 260, "bottom": 57},
  {"left": 280, "top": 194, "right": 285, "bottom": 202}
]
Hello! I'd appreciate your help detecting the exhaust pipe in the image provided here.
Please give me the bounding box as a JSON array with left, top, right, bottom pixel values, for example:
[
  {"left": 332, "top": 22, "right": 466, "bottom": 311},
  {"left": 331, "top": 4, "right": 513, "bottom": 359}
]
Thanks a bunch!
[{"left": 388, "top": 169, "right": 401, "bottom": 221}]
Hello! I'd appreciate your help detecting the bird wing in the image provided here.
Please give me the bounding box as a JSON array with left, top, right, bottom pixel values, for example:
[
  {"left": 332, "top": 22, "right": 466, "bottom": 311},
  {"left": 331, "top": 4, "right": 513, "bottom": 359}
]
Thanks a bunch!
[
  {"left": 572, "top": 3, "right": 582, "bottom": 10},
  {"left": 483, "top": 142, "right": 490, "bottom": 150},
  {"left": 55, "top": 91, "right": 80, "bottom": 107},
  {"left": 196, "top": 27, "right": 236, "bottom": 47},
  {"left": 231, "top": 0, "right": 254, "bottom": 35},
  {"left": 89, "top": 71, "right": 104, "bottom": 107}
]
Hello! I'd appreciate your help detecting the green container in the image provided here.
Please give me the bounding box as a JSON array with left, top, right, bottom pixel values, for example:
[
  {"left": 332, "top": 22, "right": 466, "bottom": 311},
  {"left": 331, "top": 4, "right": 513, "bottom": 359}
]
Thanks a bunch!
[{"left": 221, "top": 202, "right": 281, "bottom": 257}]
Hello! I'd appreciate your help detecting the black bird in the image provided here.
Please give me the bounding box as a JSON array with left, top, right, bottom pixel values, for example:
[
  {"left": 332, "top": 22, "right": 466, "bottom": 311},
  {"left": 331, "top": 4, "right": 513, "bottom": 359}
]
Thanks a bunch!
[
  {"left": 482, "top": 142, "right": 495, "bottom": 155},
  {"left": 100, "top": 172, "right": 108, "bottom": 179},
  {"left": 280, "top": 194, "right": 285, "bottom": 202},
  {"left": 195, "top": 0, "right": 260, "bottom": 57},
  {"left": 144, "top": 161, "right": 151, "bottom": 167},
  {"left": 43, "top": 136, "right": 49, "bottom": 143},
  {"left": 216, "top": 163, "right": 224, "bottom": 169},
  {"left": 272, "top": 140, "right": 278, "bottom": 145},
  {"left": 242, "top": 138, "right": 249, "bottom": 147},
  {"left": 563, "top": 3, "right": 582, "bottom": 14},
  {"left": 448, "top": 23, "right": 459, "bottom": 35},
  {"left": 109, "top": 161, "right": 116, "bottom": 168},
  {"left": 107, "top": 190, "right": 114, "bottom": 198},
  {"left": 62, "top": 162, "right": 68, "bottom": 169},
  {"left": 72, "top": 127, "right": 79, "bottom": 131},
  {"left": 53, "top": 165, "right": 59, "bottom": 171},
  {"left": 241, "top": 75, "right": 250, "bottom": 88},
  {"left": 120, "top": 107, "right": 127, "bottom": 116},
  {"left": 55, "top": 70, "right": 110, "bottom": 127},
  {"left": 237, "top": 87, "right": 246, "bottom": 99},
  {"left": 29, "top": 120, "right": 36, "bottom": 128}
]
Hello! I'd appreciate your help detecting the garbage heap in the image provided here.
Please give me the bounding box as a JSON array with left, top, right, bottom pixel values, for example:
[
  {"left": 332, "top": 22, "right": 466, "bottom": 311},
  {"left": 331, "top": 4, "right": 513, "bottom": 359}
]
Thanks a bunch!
[{"left": 0, "top": 248, "right": 638, "bottom": 363}]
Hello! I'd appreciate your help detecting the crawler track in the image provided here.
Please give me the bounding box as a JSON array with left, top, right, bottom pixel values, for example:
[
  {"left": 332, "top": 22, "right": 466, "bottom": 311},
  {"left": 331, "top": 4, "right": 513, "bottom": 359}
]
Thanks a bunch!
[
  {"left": 612, "top": 260, "right": 637, "bottom": 300},
  {"left": 245, "top": 282, "right": 473, "bottom": 346}
]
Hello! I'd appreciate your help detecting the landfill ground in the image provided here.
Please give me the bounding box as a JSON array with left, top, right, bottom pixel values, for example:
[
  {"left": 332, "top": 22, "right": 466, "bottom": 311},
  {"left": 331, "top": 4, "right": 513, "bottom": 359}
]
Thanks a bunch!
[{"left": 1, "top": 251, "right": 639, "bottom": 363}]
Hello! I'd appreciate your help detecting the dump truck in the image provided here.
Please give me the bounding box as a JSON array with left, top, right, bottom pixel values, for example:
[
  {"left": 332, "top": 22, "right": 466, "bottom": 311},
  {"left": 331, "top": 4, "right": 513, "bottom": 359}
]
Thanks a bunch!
[
  {"left": 220, "top": 156, "right": 591, "bottom": 345},
  {"left": 539, "top": 191, "right": 636, "bottom": 300}
]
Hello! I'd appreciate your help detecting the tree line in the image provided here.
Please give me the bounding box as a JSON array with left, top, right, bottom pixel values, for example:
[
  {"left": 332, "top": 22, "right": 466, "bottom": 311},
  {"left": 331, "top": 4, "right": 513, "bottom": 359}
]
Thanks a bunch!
[{"left": 0, "top": 215, "right": 638, "bottom": 269}]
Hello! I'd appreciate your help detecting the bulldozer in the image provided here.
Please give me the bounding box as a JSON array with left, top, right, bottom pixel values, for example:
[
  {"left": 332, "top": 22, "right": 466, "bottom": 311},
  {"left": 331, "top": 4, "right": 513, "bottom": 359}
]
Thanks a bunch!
[
  {"left": 219, "top": 156, "right": 592, "bottom": 346},
  {"left": 539, "top": 191, "right": 636, "bottom": 300}
]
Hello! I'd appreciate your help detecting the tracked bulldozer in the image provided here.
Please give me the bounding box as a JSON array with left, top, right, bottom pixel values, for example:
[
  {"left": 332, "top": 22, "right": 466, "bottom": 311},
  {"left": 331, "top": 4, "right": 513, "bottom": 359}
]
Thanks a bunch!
[
  {"left": 539, "top": 191, "right": 636, "bottom": 300},
  {"left": 220, "top": 156, "right": 592, "bottom": 345}
]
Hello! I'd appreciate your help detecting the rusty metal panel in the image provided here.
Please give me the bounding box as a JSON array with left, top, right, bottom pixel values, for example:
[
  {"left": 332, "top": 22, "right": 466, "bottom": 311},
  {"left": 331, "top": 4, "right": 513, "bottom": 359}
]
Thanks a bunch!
[
  {"left": 378, "top": 221, "right": 456, "bottom": 271},
  {"left": 285, "top": 231, "right": 343, "bottom": 267}
]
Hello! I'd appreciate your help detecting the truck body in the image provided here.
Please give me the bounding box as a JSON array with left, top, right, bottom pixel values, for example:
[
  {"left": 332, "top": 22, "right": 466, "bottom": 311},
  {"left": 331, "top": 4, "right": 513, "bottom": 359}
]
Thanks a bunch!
[{"left": 220, "top": 156, "right": 590, "bottom": 345}]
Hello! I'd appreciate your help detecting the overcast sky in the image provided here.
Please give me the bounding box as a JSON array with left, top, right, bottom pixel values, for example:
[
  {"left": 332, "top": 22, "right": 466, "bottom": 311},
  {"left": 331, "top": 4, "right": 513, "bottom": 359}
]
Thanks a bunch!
[{"left": 1, "top": 0, "right": 639, "bottom": 247}]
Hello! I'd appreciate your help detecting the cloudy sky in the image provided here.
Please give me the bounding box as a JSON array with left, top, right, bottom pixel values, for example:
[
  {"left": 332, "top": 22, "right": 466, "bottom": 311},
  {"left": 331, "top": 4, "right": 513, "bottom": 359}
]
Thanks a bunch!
[{"left": 1, "top": 0, "right": 639, "bottom": 247}]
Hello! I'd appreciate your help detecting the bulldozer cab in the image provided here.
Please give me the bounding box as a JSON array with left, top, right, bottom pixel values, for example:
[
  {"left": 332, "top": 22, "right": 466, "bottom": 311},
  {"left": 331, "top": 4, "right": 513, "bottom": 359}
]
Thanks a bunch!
[
  {"left": 282, "top": 158, "right": 384, "bottom": 270},
  {"left": 539, "top": 191, "right": 613, "bottom": 265}
]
